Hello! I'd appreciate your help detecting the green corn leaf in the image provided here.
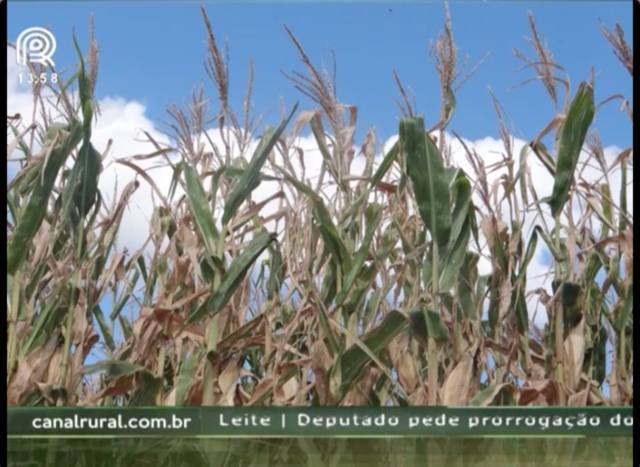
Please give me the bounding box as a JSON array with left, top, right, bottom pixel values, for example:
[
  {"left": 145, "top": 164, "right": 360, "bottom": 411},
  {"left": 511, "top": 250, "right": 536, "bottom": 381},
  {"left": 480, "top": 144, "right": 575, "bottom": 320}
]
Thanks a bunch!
[
  {"left": 335, "top": 203, "right": 383, "bottom": 306},
  {"left": 509, "top": 226, "right": 541, "bottom": 335},
  {"left": 280, "top": 172, "right": 351, "bottom": 274},
  {"left": 72, "top": 34, "right": 94, "bottom": 129},
  {"left": 199, "top": 254, "right": 225, "bottom": 286},
  {"left": 216, "top": 315, "right": 265, "bottom": 352},
  {"left": 447, "top": 169, "right": 472, "bottom": 249},
  {"left": 487, "top": 275, "right": 502, "bottom": 332},
  {"left": 534, "top": 225, "right": 565, "bottom": 262},
  {"left": 109, "top": 286, "right": 134, "bottom": 322},
  {"left": 129, "top": 371, "right": 163, "bottom": 406},
  {"left": 337, "top": 310, "right": 408, "bottom": 395},
  {"left": 137, "top": 256, "right": 148, "bottom": 284},
  {"left": 341, "top": 264, "right": 377, "bottom": 316},
  {"left": 613, "top": 289, "right": 633, "bottom": 332},
  {"left": 585, "top": 285, "right": 601, "bottom": 327},
  {"left": 320, "top": 315, "right": 340, "bottom": 359},
  {"left": 186, "top": 230, "right": 275, "bottom": 324},
  {"left": 64, "top": 142, "right": 102, "bottom": 225},
  {"left": 83, "top": 360, "right": 152, "bottom": 379},
  {"left": 470, "top": 382, "right": 513, "bottom": 406},
  {"left": 222, "top": 102, "right": 298, "bottom": 225},
  {"left": 328, "top": 351, "right": 343, "bottom": 401},
  {"left": 439, "top": 170, "right": 473, "bottom": 291},
  {"left": 175, "top": 351, "right": 200, "bottom": 405},
  {"left": 168, "top": 162, "right": 183, "bottom": 202},
  {"left": 56, "top": 37, "right": 101, "bottom": 232},
  {"left": 182, "top": 162, "right": 220, "bottom": 258},
  {"left": 370, "top": 141, "right": 399, "bottom": 188},
  {"left": 439, "top": 215, "right": 472, "bottom": 292},
  {"left": 529, "top": 141, "right": 555, "bottom": 176},
  {"left": 266, "top": 244, "right": 284, "bottom": 301},
  {"left": 7, "top": 121, "right": 83, "bottom": 275},
  {"left": 92, "top": 305, "right": 115, "bottom": 352},
  {"left": 514, "top": 286, "right": 529, "bottom": 335},
  {"left": 10, "top": 160, "right": 42, "bottom": 195},
  {"left": 309, "top": 113, "right": 341, "bottom": 184},
  {"left": 517, "top": 226, "right": 540, "bottom": 283},
  {"left": 424, "top": 309, "right": 449, "bottom": 342},
  {"left": 24, "top": 261, "right": 48, "bottom": 300},
  {"left": 314, "top": 201, "right": 352, "bottom": 274},
  {"left": 408, "top": 309, "right": 449, "bottom": 344},
  {"left": 319, "top": 259, "right": 338, "bottom": 306},
  {"left": 457, "top": 252, "right": 479, "bottom": 320},
  {"left": 19, "top": 291, "right": 66, "bottom": 357},
  {"left": 401, "top": 117, "right": 451, "bottom": 249},
  {"left": 548, "top": 82, "right": 595, "bottom": 218},
  {"left": 119, "top": 316, "right": 133, "bottom": 341}
]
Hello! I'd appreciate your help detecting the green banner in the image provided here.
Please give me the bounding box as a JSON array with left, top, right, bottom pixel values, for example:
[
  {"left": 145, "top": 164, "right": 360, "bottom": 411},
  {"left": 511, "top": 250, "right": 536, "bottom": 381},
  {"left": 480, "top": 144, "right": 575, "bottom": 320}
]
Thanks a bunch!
[
  {"left": 7, "top": 407, "right": 633, "bottom": 437},
  {"left": 6, "top": 437, "right": 634, "bottom": 467}
]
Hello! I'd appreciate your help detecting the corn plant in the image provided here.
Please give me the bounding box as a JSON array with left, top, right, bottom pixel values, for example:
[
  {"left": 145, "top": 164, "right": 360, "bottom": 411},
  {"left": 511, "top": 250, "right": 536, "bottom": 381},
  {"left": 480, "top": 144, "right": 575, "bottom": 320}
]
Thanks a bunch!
[{"left": 6, "top": 9, "right": 632, "bottom": 407}]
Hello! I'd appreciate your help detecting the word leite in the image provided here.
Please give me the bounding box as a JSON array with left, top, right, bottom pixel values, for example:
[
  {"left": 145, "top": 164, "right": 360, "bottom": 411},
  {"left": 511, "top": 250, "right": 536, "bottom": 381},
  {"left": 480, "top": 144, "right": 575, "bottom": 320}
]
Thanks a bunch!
[{"left": 218, "top": 413, "right": 272, "bottom": 428}]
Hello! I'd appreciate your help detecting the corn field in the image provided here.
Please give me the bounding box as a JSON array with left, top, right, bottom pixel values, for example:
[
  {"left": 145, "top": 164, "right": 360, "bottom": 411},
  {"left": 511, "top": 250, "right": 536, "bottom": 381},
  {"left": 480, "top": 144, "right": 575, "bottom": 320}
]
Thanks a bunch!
[{"left": 7, "top": 8, "right": 633, "bottom": 407}]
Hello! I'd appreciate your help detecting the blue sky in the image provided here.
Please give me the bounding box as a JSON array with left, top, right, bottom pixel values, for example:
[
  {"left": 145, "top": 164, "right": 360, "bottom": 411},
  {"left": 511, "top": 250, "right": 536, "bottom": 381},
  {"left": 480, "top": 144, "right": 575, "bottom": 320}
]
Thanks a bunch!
[{"left": 8, "top": 1, "right": 632, "bottom": 147}]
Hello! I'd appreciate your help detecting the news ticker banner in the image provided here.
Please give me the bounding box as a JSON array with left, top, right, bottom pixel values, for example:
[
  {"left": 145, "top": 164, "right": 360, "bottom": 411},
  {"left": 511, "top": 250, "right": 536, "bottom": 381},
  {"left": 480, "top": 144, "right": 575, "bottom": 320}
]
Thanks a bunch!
[{"left": 7, "top": 407, "right": 633, "bottom": 437}]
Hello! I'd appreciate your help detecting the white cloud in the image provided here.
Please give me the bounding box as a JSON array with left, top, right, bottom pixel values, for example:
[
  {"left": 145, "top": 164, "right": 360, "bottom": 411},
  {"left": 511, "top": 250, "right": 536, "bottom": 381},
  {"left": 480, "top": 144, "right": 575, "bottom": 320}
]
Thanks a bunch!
[{"left": 91, "top": 97, "right": 172, "bottom": 253}]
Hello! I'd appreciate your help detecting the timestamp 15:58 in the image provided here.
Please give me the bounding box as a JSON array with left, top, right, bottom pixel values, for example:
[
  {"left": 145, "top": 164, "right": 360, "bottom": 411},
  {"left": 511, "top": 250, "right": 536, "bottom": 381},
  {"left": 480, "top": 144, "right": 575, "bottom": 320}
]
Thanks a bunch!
[{"left": 17, "top": 72, "right": 59, "bottom": 85}]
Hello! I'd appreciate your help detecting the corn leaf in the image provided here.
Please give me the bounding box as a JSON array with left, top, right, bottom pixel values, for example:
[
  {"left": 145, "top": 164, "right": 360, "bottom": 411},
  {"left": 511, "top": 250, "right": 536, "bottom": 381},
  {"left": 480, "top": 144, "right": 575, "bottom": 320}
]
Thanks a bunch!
[
  {"left": 186, "top": 230, "right": 275, "bottom": 324},
  {"left": 222, "top": 103, "right": 298, "bottom": 225},
  {"left": 370, "top": 141, "right": 399, "bottom": 188},
  {"left": 337, "top": 310, "right": 408, "bottom": 394},
  {"left": 280, "top": 172, "right": 351, "bottom": 274},
  {"left": 175, "top": 351, "right": 200, "bottom": 406},
  {"left": 408, "top": 309, "right": 449, "bottom": 344},
  {"left": 266, "top": 244, "right": 284, "bottom": 301},
  {"left": 182, "top": 162, "right": 220, "bottom": 257},
  {"left": 83, "top": 360, "right": 152, "bottom": 379},
  {"left": 401, "top": 117, "right": 451, "bottom": 249},
  {"left": 457, "top": 252, "right": 479, "bottom": 320},
  {"left": 7, "top": 121, "right": 83, "bottom": 274},
  {"left": 470, "top": 382, "right": 513, "bottom": 406},
  {"left": 549, "top": 82, "right": 595, "bottom": 217},
  {"left": 335, "top": 204, "right": 383, "bottom": 306}
]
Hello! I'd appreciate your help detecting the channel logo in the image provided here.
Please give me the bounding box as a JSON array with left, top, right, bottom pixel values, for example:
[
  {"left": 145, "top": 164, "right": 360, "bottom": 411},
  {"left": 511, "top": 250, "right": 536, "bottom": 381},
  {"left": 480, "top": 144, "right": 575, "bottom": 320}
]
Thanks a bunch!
[{"left": 16, "top": 27, "right": 57, "bottom": 67}]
